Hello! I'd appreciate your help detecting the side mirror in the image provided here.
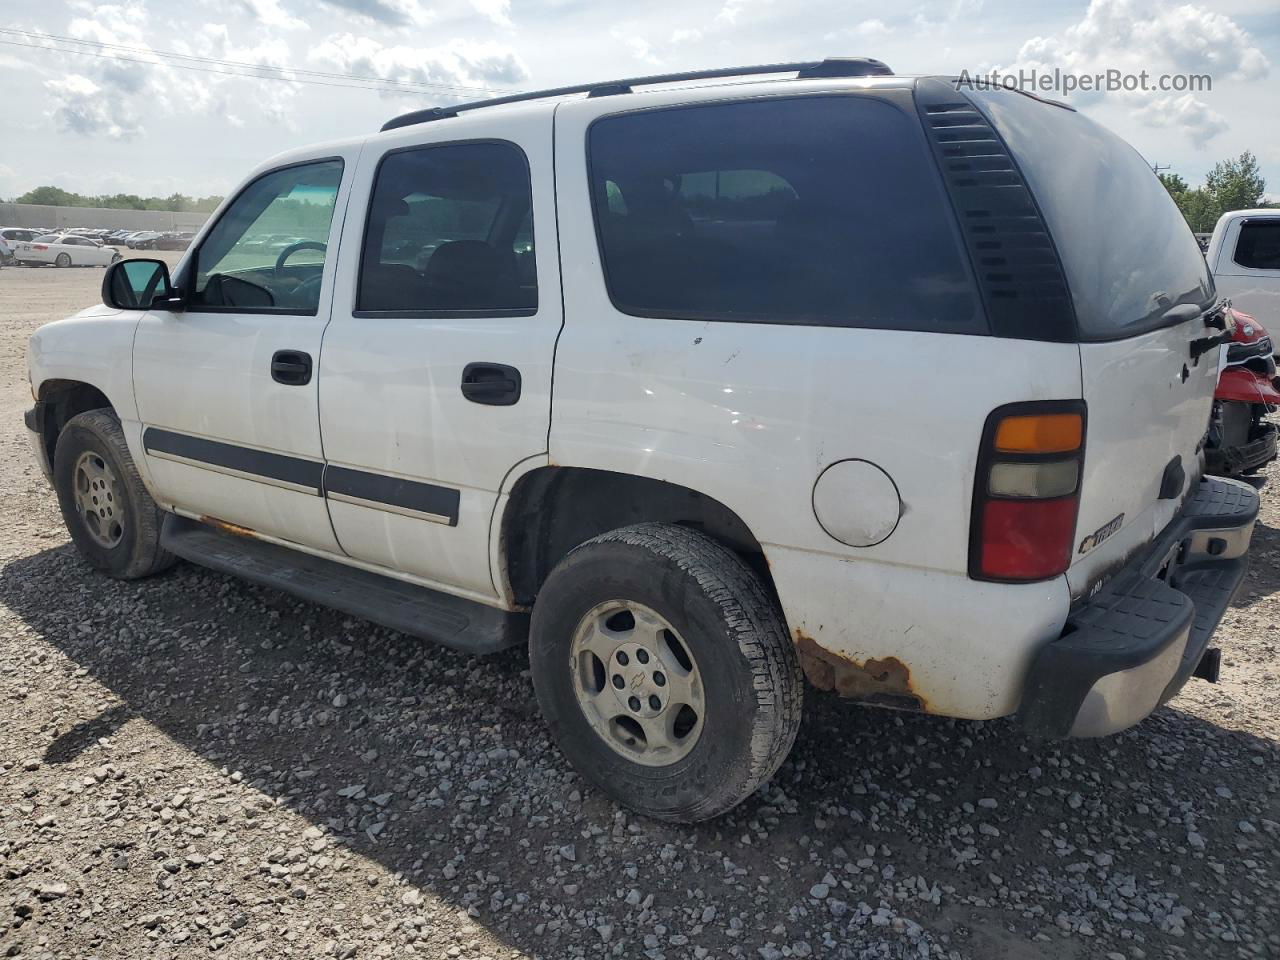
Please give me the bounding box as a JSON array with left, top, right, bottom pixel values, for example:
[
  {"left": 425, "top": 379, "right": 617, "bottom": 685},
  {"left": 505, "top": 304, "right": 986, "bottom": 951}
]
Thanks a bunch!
[{"left": 102, "top": 258, "right": 183, "bottom": 311}]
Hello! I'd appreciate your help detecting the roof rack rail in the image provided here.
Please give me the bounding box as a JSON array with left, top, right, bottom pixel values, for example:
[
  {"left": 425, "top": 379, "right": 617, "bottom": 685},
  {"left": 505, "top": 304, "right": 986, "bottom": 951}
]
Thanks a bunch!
[{"left": 380, "top": 57, "right": 893, "bottom": 132}]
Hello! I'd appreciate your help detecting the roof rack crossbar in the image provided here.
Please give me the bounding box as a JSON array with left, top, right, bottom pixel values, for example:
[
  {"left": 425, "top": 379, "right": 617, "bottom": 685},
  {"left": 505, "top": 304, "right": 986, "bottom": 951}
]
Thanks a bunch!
[{"left": 380, "top": 57, "right": 893, "bottom": 131}]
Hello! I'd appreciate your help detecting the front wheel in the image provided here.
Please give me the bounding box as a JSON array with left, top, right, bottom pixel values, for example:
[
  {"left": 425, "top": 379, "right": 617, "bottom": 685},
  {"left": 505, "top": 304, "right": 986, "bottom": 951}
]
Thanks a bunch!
[
  {"left": 109, "top": 252, "right": 122, "bottom": 265},
  {"left": 52, "top": 409, "right": 176, "bottom": 580},
  {"left": 530, "top": 523, "right": 802, "bottom": 822}
]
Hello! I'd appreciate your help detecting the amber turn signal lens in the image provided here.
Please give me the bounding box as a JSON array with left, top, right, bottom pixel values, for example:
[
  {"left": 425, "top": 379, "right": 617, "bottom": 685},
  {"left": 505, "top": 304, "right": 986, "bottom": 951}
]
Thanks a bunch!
[{"left": 994, "top": 413, "right": 1082, "bottom": 454}]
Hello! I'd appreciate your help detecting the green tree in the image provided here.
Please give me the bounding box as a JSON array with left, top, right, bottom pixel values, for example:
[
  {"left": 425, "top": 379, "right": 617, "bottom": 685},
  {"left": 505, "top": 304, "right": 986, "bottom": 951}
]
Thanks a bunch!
[
  {"left": 15, "top": 185, "right": 85, "bottom": 206},
  {"left": 1158, "top": 172, "right": 1188, "bottom": 195},
  {"left": 1203, "top": 150, "right": 1267, "bottom": 214},
  {"left": 1158, "top": 151, "right": 1271, "bottom": 233},
  {"left": 11, "top": 185, "right": 224, "bottom": 212}
]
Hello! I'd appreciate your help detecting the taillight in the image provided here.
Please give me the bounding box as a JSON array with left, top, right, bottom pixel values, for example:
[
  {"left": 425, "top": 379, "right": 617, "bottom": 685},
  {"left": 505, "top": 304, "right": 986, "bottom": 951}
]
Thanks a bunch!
[
  {"left": 33, "top": 244, "right": 47, "bottom": 251},
  {"left": 970, "top": 401, "right": 1086, "bottom": 582}
]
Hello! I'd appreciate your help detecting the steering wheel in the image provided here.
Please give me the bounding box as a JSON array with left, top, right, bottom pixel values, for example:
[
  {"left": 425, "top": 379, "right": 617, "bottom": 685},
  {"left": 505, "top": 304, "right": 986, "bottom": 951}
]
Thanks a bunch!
[
  {"left": 274, "top": 240, "right": 327, "bottom": 307},
  {"left": 275, "top": 240, "right": 326, "bottom": 275}
]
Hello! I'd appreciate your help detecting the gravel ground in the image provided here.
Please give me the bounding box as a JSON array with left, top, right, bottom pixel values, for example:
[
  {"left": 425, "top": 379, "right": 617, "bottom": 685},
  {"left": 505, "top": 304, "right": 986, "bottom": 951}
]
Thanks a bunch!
[{"left": 1, "top": 256, "right": 1278, "bottom": 959}]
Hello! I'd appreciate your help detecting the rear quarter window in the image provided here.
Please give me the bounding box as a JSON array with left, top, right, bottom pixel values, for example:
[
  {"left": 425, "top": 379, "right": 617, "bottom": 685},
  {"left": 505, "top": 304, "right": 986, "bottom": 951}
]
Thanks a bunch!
[
  {"left": 587, "top": 95, "right": 984, "bottom": 333},
  {"left": 967, "top": 89, "right": 1214, "bottom": 340},
  {"left": 1234, "top": 219, "right": 1280, "bottom": 271}
]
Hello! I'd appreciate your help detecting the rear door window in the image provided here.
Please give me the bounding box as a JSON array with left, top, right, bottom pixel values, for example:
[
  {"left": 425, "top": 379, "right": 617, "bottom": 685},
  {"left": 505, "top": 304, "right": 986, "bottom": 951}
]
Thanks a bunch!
[
  {"left": 356, "top": 141, "right": 537, "bottom": 316},
  {"left": 1234, "top": 219, "right": 1280, "bottom": 271},
  {"left": 586, "top": 96, "right": 983, "bottom": 332}
]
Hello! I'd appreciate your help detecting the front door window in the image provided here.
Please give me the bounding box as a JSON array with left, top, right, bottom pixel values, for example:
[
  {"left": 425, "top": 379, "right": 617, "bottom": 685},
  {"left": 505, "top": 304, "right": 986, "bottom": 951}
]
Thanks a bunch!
[{"left": 187, "top": 159, "right": 343, "bottom": 314}]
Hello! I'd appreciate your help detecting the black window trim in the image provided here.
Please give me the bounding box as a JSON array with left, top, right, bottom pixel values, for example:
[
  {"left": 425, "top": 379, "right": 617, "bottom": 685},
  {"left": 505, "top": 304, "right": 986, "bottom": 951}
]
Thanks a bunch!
[
  {"left": 583, "top": 89, "right": 987, "bottom": 333},
  {"left": 1232, "top": 216, "right": 1280, "bottom": 272},
  {"left": 351, "top": 136, "right": 539, "bottom": 321},
  {"left": 180, "top": 155, "right": 346, "bottom": 318}
]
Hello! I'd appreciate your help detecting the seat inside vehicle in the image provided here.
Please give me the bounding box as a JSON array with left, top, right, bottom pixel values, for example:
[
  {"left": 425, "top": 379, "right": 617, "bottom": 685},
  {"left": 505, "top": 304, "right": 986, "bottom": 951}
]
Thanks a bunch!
[{"left": 358, "top": 142, "right": 537, "bottom": 314}]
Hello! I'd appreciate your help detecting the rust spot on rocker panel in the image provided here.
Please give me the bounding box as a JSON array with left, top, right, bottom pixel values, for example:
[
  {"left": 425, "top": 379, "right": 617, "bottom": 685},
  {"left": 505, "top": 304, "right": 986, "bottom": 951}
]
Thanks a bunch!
[
  {"left": 200, "top": 516, "right": 256, "bottom": 538},
  {"left": 794, "top": 630, "right": 927, "bottom": 712}
]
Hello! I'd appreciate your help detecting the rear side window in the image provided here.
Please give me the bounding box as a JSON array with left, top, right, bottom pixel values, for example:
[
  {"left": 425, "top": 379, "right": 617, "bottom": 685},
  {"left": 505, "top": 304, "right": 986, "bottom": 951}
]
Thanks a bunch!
[
  {"left": 357, "top": 141, "right": 537, "bottom": 316},
  {"left": 1234, "top": 219, "right": 1280, "bottom": 271},
  {"left": 587, "top": 96, "right": 983, "bottom": 332},
  {"left": 968, "top": 89, "right": 1214, "bottom": 340}
]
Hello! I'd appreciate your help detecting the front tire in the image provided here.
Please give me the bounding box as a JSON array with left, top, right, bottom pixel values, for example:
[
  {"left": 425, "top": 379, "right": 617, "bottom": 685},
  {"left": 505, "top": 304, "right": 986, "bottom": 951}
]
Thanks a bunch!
[
  {"left": 530, "top": 523, "right": 802, "bottom": 822},
  {"left": 53, "top": 409, "right": 176, "bottom": 580}
]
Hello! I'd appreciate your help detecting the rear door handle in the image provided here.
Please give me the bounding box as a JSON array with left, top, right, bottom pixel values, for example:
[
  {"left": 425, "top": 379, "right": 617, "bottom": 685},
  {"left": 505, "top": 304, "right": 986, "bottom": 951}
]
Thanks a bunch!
[
  {"left": 271, "top": 350, "right": 312, "bottom": 386},
  {"left": 461, "top": 362, "right": 521, "bottom": 406}
]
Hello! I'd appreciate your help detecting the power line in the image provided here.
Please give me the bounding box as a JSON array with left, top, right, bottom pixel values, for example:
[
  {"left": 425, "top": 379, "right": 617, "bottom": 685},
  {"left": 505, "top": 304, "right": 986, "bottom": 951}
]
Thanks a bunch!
[
  {"left": 0, "top": 25, "right": 504, "bottom": 95},
  {"left": 0, "top": 37, "right": 429, "bottom": 93},
  {"left": 0, "top": 26, "right": 513, "bottom": 97}
]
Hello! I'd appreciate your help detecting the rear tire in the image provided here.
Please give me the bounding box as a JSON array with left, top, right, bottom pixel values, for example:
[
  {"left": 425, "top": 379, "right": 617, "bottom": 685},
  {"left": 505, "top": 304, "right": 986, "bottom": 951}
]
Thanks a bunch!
[
  {"left": 55, "top": 252, "right": 71, "bottom": 267},
  {"left": 53, "top": 409, "right": 176, "bottom": 580},
  {"left": 530, "top": 522, "right": 802, "bottom": 822}
]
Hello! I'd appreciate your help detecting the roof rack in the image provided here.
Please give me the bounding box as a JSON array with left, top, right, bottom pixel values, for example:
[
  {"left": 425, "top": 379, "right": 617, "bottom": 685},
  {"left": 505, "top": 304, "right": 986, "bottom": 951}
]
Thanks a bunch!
[{"left": 380, "top": 57, "right": 893, "bottom": 132}]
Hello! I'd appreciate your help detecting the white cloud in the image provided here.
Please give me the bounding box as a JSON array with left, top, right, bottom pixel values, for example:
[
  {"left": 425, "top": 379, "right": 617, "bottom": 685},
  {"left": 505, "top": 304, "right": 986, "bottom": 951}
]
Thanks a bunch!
[
  {"left": 998, "top": 0, "right": 1269, "bottom": 146},
  {"left": 309, "top": 35, "right": 527, "bottom": 97},
  {"left": 45, "top": 74, "right": 142, "bottom": 139},
  {"left": 32, "top": 7, "right": 306, "bottom": 138},
  {"left": 1134, "top": 93, "right": 1228, "bottom": 146},
  {"left": 232, "top": 0, "right": 307, "bottom": 31},
  {"left": 469, "top": 0, "right": 512, "bottom": 28},
  {"left": 852, "top": 18, "right": 889, "bottom": 37},
  {"left": 314, "top": 0, "right": 427, "bottom": 28},
  {"left": 716, "top": 0, "right": 772, "bottom": 27},
  {"left": 612, "top": 32, "right": 662, "bottom": 67}
]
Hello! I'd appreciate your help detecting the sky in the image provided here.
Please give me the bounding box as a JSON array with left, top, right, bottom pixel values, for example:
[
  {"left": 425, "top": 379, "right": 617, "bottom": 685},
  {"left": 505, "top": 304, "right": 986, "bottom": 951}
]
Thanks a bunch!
[{"left": 0, "top": 0, "right": 1276, "bottom": 202}]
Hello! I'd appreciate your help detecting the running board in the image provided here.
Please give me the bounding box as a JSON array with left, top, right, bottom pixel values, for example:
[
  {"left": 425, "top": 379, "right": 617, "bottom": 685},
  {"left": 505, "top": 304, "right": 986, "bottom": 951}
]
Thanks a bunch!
[{"left": 160, "top": 515, "right": 526, "bottom": 654}]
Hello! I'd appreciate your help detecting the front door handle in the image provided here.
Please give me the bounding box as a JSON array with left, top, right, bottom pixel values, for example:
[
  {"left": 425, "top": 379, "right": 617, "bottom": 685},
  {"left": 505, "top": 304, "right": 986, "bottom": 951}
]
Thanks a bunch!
[
  {"left": 461, "top": 362, "right": 521, "bottom": 406},
  {"left": 271, "top": 350, "right": 312, "bottom": 386}
]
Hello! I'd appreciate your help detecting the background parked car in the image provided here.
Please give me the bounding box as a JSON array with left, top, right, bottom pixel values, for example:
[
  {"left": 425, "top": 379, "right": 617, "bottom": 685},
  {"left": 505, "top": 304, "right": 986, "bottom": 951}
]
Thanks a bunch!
[
  {"left": 0, "top": 227, "right": 42, "bottom": 265},
  {"left": 126, "top": 231, "right": 162, "bottom": 250},
  {"left": 13, "top": 233, "right": 122, "bottom": 267},
  {"left": 155, "top": 231, "right": 195, "bottom": 250}
]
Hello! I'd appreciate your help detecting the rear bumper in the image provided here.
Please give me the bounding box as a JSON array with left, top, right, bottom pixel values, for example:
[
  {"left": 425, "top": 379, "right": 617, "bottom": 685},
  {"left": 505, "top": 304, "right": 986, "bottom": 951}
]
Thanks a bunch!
[{"left": 1017, "top": 476, "right": 1258, "bottom": 738}]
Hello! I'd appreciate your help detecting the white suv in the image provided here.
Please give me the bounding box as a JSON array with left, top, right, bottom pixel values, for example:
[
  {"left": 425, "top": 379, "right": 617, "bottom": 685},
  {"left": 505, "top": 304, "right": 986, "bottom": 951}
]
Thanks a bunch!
[{"left": 24, "top": 60, "right": 1259, "bottom": 822}]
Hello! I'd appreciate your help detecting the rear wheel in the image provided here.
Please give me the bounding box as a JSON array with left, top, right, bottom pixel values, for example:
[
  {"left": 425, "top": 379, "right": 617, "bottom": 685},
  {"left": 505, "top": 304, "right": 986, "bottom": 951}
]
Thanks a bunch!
[
  {"left": 53, "top": 409, "right": 175, "bottom": 580},
  {"left": 55, "top": 252, "right": 71, "bottom": 267},
  {"left": 530, "top": 523, "right": 802, "bottom": 822}
]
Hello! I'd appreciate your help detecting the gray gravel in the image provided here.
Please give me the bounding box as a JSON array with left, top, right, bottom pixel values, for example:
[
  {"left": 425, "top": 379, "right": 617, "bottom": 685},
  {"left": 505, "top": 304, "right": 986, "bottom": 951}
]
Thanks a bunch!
[{"left": 1, "top": 259, "right": 1278, "bottom": 958}]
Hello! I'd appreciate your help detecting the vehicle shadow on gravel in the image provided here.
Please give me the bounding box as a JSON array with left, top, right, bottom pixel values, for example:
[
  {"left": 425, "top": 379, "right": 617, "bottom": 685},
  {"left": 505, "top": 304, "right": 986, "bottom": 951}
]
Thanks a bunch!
[{"left": 4, "top": 543, "right": 1278, "bottom": 959}]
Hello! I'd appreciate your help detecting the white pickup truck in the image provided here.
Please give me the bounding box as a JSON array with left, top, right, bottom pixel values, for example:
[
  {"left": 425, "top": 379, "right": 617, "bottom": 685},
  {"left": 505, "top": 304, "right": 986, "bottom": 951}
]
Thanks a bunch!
[
  {"left": 1206, "top": 209, "right": 1280, "bottom": 334},
  {"left": 24, "top": 60, "right": 1259, "bottom": 822}
]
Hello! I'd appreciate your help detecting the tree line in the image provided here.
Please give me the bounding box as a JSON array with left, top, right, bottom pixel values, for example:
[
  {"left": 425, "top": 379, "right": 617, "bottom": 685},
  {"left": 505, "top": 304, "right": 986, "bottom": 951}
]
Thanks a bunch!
[
  {"left": 1157, "top": 151, "right": 1272, "bottom": 234},
  {"left": 6, "top": 185, "right": 224, "bottom": 213}
]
